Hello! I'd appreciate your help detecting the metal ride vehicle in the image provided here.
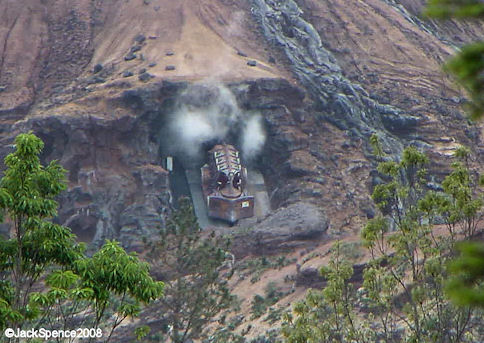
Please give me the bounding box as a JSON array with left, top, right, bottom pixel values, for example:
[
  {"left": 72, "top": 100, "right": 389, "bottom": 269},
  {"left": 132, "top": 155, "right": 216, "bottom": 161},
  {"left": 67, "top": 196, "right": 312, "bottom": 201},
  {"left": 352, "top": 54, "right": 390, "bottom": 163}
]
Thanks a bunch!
[{"left": 201, "top": 144, "right": 254, "bottom": 224}]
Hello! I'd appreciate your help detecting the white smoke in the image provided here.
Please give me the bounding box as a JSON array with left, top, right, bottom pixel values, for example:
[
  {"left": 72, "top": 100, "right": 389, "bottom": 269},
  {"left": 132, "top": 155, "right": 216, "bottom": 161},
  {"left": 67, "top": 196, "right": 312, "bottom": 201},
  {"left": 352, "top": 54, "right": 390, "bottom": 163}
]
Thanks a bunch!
[
  {"left": 171, "top": 111, "right": 217, "bottom": 157},
  {"left": 241, "top": 115, "right": 266, "bottom": 160},
  {"left": 165, "top": 83, "right": 266, "bottom": 166}
]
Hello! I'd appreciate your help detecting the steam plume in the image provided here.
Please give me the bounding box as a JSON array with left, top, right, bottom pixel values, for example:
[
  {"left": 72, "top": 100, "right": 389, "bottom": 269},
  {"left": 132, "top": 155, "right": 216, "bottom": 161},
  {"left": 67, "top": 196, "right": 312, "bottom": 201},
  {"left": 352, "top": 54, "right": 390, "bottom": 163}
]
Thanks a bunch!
[
  {"left": 163, "top": 83, "right": 266, "bottom": 166},
  {"left": 241, "top": 115, "right": 266, "bottom": 161}
]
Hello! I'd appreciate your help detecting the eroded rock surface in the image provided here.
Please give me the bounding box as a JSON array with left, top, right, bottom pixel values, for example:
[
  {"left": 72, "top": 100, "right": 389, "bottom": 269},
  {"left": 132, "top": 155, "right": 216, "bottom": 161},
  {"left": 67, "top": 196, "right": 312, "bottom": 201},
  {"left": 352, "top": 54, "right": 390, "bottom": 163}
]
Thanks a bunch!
[
  {"left": 3, "top": 1, "right": 484, "bottom": 341},
  {"left": 10, "top": 112, "right": 168, "bottom": 249},
  {"left": 0, "top": 0, "right": 483, "bottom": 254},
  {"left": 233, "top": 202, "right": 329, "bottom": 257}
]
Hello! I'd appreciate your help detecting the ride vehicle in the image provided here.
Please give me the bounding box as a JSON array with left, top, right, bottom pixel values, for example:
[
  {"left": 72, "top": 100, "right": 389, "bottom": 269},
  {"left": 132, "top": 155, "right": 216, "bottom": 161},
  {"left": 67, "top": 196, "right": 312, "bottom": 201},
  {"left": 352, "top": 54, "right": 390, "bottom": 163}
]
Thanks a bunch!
[{"left": 201, "top": 144, "right": 254, "bottom": 223}]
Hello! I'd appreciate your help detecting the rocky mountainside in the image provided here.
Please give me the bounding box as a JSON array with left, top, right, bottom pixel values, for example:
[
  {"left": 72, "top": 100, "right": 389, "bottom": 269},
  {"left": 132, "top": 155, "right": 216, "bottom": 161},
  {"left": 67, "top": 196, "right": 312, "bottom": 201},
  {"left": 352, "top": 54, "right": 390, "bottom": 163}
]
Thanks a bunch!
[{"left": 1, "top": 0, "right": 484, "bottom": 339}]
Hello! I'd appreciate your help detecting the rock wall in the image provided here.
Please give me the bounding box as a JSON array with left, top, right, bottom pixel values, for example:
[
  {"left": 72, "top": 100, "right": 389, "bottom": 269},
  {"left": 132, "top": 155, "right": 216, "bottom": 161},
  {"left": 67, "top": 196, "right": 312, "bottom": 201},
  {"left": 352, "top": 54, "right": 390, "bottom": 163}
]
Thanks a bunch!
[
  {"left": 250, "top": 0, "right": 479, "bottom": 159},
  {"left": 10, "top": 112, "right": 168, "bottom": 250},
  {"left": 1, "top": 79, "right": 333, "bottom": 252},
  {"left": 0, "top": 0, "right": 484, "bottom": 256}
]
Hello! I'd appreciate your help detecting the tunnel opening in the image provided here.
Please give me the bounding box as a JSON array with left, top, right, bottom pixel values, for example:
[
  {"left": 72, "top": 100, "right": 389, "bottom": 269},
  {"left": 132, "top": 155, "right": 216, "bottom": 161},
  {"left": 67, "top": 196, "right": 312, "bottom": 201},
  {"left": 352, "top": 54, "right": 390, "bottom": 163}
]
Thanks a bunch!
[
  {"left": 161, "top": 148, "right": 270, "bottom": 229},
  {"left": 155, "top": 82, "right": 271, "bottom": 228},
  {"left": 165, "top": 156, "right": 191, "bottom": 208},
  {"left": 64, "top": 214, "right": 98, "bottom": 243}
]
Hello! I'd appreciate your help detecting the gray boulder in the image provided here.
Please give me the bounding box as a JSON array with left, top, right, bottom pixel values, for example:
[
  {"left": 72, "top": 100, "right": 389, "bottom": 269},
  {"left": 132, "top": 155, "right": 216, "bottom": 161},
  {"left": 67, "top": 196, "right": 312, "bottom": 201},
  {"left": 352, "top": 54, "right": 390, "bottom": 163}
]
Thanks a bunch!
[{"left": 233, "top": 202, "right": 328, "bottom": 256}]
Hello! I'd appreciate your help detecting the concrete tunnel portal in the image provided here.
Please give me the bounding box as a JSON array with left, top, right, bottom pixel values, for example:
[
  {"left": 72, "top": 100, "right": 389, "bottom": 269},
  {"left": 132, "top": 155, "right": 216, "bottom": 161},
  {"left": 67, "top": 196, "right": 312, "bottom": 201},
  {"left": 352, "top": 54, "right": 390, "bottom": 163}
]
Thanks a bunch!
[{"left": 162, "top": 153, "right": 271, "bottom": 229}]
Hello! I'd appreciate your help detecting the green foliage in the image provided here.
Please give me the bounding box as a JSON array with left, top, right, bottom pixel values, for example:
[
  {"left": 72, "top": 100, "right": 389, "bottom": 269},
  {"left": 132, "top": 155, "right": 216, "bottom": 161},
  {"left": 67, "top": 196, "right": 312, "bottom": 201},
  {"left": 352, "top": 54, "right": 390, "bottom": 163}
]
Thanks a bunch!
[
  {"left": 265, "top": 306, "right": 285, "bottom": 324},
  {"left": 237, "top": 255, "right": 296, "bottom": 284},
  {"left": 362, "top": 144, "right": 481, "bottom": 342},
  {"left": 440, "top": 151, "right": 483, "bottom": 239},
  {"left": 250, "top": 330, "right": 282, "bottom": 343},
  {"left": 425, "top": 0, "right": 484, "bottom": 19},
  {"left": 0, "top": 133, "right": 163, "bottom": 342},
  {"left": 0, "top": 133, "right": 82, "bottom": 332},
  {"left": 75, "top": 241, "right": 163, "bottom": 304},
  {"left": 250, "top": 282, "right": 283, "bottom": 319},
  {"left": 206, "top": 328, "right": 247, "bottom": 343},
  {"left": 361, "top": 215, "right": 389, "bottom": 252},
  {"left": 447, "top": 242, "right": 484, "bottom": 306},
  {"left": 282, "top": 241, "right": 374, "bottom": 343},
  {"left": 446, "top": 42, "right": 484, "bottom": 120},
  {"left": 251, "top": 295, "right": 268, "bottom": 319},
  {"left": 283, "top": 141, "right": 484, "bottom": 342},
  {"left": 425, "top": 1, "right": 484, "bottom": 119},
  {"left": 134, "top": 325, "right": 151, "bottom": 341},
  {"left": 62, "top": 239, "right": 164, "bottom": 337},
  {"left": 330, "top": 241, "right": 364, "bottom": 261},
  {"left": 148, "top": 197, "right": 234, "bottom": 343},
  {"left": 369, "top": 134, "right": 384, "bottom": 159}
]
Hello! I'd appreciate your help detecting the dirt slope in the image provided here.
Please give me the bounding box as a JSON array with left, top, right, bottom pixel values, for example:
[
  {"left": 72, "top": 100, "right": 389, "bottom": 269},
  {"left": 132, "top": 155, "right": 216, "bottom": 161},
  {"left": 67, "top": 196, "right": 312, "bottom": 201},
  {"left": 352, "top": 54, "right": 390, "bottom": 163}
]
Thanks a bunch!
[
  {"left": 2, "top": 0, "right": 484, "bottom": 341},
  {"left": 0, "top": 0, "right": 290, "bottom": 117}
]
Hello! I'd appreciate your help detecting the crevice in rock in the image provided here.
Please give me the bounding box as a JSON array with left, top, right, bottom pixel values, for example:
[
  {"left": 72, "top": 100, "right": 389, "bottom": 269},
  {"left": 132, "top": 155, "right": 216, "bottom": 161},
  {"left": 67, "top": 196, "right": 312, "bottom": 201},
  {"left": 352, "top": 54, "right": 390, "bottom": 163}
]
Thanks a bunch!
[
  {"left": 249, "top": 0, "right": 427, "bottom": 158},
  {"left": 0, "top": 13, "right": 19, "bottom": 81}
]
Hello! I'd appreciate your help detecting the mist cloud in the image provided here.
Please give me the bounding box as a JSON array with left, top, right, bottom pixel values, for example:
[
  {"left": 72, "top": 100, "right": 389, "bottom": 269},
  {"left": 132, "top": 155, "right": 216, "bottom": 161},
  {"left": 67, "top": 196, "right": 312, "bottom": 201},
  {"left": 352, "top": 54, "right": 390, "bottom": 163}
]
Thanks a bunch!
[
  {"left": 242, "top": 115, "right": 266, "bottom": 161},
  {"left": 163, "top": 83, "right": 266, "bottom": 166}
]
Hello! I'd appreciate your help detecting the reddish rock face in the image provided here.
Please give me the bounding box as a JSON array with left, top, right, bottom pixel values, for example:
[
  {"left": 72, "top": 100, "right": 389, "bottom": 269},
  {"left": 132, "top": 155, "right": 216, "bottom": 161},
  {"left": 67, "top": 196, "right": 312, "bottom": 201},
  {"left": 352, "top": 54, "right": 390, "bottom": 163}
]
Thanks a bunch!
[{"left": 0, "top": 0, "right": 483, "bottom": 254}]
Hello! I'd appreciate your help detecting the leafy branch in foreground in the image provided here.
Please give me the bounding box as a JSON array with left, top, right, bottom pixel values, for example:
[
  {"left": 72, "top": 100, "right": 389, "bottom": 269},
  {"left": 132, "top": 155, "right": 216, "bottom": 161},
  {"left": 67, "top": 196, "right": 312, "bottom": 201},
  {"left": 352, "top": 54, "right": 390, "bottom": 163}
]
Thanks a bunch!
[
  {"left": 0, "top": 133, "right": 163, "bottom": 343},
  {"left": 425, "top": 0, "right": 484, "bottom": 119},
  {"left": 446, "top": 241, "right": 484, "bottom": 307}
]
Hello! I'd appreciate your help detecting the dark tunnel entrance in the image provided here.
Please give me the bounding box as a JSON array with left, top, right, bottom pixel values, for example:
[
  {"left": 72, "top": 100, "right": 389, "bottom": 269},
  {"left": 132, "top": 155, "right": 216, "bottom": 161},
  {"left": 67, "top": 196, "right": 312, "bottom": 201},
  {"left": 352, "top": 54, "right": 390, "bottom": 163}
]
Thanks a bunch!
[{"left": 166, "top": 156, "right": 191, "bottom": 209}]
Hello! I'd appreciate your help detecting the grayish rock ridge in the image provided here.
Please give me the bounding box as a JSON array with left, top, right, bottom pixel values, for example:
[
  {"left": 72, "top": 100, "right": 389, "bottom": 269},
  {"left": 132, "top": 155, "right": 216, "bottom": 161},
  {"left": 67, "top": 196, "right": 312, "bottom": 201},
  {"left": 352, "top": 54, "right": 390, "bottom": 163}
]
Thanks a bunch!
[{"left": 250, "top": 0, "right": 421, "bottom": 156}]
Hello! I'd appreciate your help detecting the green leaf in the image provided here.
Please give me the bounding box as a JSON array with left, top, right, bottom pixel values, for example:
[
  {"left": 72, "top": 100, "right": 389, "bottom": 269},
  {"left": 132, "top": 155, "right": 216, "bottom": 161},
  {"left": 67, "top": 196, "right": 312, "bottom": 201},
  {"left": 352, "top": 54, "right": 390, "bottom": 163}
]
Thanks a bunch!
[{"left": 134, "top": 325, "right": 151, "bottom": 341}]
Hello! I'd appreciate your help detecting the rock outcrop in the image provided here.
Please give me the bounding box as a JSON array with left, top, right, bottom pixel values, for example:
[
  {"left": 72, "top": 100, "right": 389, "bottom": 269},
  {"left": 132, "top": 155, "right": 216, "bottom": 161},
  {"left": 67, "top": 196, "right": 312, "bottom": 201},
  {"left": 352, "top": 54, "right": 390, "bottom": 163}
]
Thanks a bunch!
[
  {"left": 3, "top": 0, "right": 484, "bottom": 341},
  {"left": 0, "top": 0, "right": 483, "bottom": 253},
  {"left": 10, "top": 112, "right": 169, "bottom": 249},
  {"left": 232, "top": 202, "right": 329, "bottom": 257}
]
